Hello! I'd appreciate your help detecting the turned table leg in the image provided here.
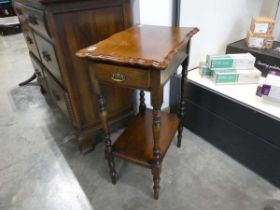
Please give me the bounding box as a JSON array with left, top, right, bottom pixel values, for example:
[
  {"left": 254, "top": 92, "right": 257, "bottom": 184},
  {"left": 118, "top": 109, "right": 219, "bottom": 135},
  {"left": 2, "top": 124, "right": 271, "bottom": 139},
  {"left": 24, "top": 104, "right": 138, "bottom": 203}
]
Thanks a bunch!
[
  {"left": 177, "top": 42, "right": 190, "bottom": 148},
  {"left": 98, "top": 96, "right": 117, "bottom": 184},
  {"left": 139, "top": 90, "right": 146, "bottom": 113},
  {"left": 151, "top": 86, "right": 163, "bottom": 200},
  {"left": 177, "top": 63, "right": 187, "bottom": 148},
  {"left": 90, "top": 70, "right": 117, "bottom": 184},
  {"left": 152, "top": 108, "right": 161, "bottom": 200}
]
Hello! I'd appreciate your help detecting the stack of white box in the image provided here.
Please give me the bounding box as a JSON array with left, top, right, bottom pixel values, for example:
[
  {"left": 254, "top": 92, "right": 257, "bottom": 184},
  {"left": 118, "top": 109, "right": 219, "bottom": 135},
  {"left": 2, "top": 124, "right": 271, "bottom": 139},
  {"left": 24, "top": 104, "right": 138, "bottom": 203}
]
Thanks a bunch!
[{"left": 199, "top": 53, "right": 262, "bottom": 85}]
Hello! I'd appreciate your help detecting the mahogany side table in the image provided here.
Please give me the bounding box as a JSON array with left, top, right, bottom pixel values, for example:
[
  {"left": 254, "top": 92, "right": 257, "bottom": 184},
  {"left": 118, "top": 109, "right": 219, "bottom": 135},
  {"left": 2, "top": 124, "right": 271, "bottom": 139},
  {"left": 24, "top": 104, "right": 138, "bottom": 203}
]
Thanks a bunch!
[{"left": 76, "top": 25, "right": 199, "bottom": 199}]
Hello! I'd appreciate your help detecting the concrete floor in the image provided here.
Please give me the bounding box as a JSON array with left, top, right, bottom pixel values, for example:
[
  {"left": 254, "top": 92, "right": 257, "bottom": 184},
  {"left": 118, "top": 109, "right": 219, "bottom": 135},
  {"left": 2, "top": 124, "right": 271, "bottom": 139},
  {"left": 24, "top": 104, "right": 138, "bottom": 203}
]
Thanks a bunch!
[{"left": 0, "top": 33, "right": 280, "bottom": 210}]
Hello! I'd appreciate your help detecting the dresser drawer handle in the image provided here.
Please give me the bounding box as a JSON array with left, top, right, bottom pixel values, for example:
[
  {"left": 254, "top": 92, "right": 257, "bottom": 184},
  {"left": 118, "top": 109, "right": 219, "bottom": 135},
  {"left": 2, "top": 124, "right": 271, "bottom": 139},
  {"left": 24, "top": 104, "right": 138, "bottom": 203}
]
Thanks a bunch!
[
  {"left": 111, "top": 73, "right": 126, "bottom": 82},
  {"left": 35, "top": 70, "right": 42, "bottom": 78},
  {"left": 28, "top": 15, "right": 38, "bottom": 25},
  {"left": 26, "top": 36, "right": 33, "bottom": 44},
  {"left": 42, "top": 51, "right": 51, "bottom": 62},
  {"left": 52, "top": 90, "right": 61, "bottom": 101}
]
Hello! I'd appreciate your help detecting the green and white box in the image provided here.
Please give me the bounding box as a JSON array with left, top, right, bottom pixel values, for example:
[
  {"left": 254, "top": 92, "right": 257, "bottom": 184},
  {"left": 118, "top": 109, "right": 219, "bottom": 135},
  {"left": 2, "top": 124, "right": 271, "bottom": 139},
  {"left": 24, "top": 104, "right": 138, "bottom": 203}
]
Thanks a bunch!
[
  {"left": 207, "top": 53, "right": 256, "bottom": 70},
  {"left": 207, "top": 55, "right": 234, "bottom": 70},
  {"left": 213, "top": 70, "right": 238, "bottom": 84},
  {"left": 213, "top": 68, "right": 261, "bottom": 85},
  {"left": 199, "top": 62, "right": 212, "bottom": 77}
]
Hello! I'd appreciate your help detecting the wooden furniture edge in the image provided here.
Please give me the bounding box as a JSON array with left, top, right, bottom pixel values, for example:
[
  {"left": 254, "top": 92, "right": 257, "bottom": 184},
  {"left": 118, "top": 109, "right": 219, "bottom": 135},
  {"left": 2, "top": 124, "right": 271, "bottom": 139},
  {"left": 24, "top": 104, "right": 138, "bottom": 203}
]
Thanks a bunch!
[{"left": 76, "top": 26, "right": 199, "bottom": 70}]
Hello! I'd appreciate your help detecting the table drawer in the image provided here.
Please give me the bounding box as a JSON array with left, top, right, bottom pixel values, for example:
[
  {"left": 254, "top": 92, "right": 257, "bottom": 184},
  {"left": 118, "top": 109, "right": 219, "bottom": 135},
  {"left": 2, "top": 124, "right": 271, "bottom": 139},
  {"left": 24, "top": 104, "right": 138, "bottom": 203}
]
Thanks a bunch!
[
  {"left": 34, "top": 33, "right": 63, "bottom": 85},
  {"left": 44, "top": 70, "right": 70, "bottom": 120},
  {"left": 92, "top": 63, "right": 150, "bottom": 90},
  {"left": 29, "top": 53, "right": 48, "bottom": 93}
]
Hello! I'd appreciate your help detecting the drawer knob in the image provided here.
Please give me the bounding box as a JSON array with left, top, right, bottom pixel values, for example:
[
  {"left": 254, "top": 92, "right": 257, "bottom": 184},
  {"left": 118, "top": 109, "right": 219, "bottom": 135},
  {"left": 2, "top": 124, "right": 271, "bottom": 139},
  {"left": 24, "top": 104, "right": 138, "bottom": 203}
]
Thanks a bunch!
[
  {"left": 52, "top": 90, "right": 61, "bottom": 101},
  {"left": 42, "top": 51, "right": 51, "bottom": 62},
  {"left": 26, "top": 36, "right": 33, "bottom": 44},
  {"left": 28, "top": 15, "right": 38, "bottom": 25},
  {"left": 111, "top": 72, "right": 126, "bottom": 82},
  {"left": 35, "top": 70, "right": 42, "bottom": 78}
]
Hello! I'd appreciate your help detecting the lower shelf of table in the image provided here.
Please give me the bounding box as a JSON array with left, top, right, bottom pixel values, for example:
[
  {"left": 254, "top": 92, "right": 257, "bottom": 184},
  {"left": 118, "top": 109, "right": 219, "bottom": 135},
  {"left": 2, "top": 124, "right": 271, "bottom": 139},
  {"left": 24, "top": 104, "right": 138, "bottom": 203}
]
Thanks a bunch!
[{"left": 112, "top": 109, "right": 180, "bottom": 168}]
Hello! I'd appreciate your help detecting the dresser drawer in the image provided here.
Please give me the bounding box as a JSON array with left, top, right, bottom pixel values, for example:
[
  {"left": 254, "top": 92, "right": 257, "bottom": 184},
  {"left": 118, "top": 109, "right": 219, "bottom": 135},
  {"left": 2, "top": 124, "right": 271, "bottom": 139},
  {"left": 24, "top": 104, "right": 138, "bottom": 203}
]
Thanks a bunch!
[
  {"left": 92, "top": 63, "right": 150, "bottom": 90},
  {"left": 26, "top": 7, "right": 50, "bottom": 38},
  {"left": 29, "top": 53, "right": 48, "bottom": 93},
  {"left": 15, "top": 4, "right": 50, "bottom": 39},
  {"left": 23, "top": 31, "right": 40, "bottom": 59},
  {"left": 14, "top": 4, "right": 40, "bottom": 59},
  {"left": 34, "top": 34, "right": 63, "bottom": 84},
  {"left": 44, "top": 70, "right": 70, "bottom": 120}
]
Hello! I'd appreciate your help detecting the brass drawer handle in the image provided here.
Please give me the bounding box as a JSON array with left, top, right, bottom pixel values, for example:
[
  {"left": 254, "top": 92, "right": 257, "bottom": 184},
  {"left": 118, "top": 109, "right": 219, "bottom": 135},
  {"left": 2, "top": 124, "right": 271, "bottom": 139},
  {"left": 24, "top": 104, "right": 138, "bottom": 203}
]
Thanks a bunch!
[
  {"left": 42, "top": 51, "right": 51, "bottom": 62},
  {"left": 28, "top": 15, "right": 38, "bottom": 25},
  {"left": 111, "top": 72, "right": 126, "bottom": 82}
]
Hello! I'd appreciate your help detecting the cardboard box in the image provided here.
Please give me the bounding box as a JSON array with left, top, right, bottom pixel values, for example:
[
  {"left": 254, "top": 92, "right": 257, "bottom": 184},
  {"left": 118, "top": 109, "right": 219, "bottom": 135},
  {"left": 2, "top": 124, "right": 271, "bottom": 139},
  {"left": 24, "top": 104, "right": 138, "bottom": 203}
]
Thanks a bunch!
[
  {"left": 250, "top": 16, "right": 275, "bottom": 35},
  {"left": 199, "top": 62, "right": 212, "bottom": 77},
  {"left": 207, "top": 53, "right": 255, "bottom": 70},
  {"left": 246, "top": 30, "right": 274, "bottom": 49}
]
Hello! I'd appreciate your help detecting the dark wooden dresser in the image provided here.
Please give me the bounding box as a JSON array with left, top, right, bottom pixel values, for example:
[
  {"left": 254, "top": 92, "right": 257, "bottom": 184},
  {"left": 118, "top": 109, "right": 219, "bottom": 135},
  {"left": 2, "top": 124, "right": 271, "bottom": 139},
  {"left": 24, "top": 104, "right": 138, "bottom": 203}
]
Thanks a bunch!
[{"left": 13, "top": 0, "right": 139, "bottom": 152}]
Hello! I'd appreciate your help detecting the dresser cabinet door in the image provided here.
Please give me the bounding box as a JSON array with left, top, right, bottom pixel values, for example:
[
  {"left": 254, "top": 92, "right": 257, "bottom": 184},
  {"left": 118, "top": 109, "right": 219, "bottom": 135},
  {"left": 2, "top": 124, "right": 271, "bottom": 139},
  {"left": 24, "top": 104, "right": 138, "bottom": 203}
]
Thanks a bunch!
[{"left": 34, "top": 34, "right": 63, "bottom": 85}]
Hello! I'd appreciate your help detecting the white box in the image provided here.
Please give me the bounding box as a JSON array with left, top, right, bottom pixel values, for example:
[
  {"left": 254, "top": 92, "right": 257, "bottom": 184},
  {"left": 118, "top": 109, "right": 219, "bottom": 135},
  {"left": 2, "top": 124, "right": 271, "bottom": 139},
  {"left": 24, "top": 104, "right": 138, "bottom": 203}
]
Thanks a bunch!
[
  {"left": 236, "top": 68, "right": 261, "bottom": 84},
  {"left": 212, "top": 68, "right": 261, "bottom": 85},
  {"left": 229, "top": 53, "right": 256, "bottom": 70},
  {"left": 207, "top": 53, "right": 256, "bottom": 70}
]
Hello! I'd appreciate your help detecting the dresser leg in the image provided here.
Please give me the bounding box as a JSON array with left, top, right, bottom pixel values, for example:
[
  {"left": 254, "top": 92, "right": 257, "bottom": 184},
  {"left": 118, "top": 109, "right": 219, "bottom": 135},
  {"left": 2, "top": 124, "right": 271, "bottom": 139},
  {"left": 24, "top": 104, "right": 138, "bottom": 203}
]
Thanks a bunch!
[
  {"left": 177, "top": 61, "right": 188, "bottom": 148},
  {"left": 139, "top": 90, "right": 146, "bottom": 113},
  {"left": 40, "top": 85, "right": 47, "bottom": 95},
  {"left": 98, "top": 96, "right": 117, "bottom": 184},
  {"left": 18, "top": 73, "right": 36, "bottom": 86}
]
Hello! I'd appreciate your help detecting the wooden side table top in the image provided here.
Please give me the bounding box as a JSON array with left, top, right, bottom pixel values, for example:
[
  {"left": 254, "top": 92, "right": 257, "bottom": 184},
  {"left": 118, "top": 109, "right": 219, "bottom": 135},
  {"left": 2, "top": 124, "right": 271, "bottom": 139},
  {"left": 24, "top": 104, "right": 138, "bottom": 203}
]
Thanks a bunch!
[{"left": 76, "top": 25, "right": 199, "bottom": 70}]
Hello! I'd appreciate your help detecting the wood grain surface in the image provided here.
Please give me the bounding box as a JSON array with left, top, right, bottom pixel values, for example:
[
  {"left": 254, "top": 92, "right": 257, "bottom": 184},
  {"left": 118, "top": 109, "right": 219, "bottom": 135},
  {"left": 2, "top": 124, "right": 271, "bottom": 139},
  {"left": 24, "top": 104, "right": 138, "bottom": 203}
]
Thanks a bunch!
[
  {"left": 112, "top": 109, "right": 179, "bottom": 168},
  {"left": 76, "top": 25, "right": 199, "bottom": 70}
]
